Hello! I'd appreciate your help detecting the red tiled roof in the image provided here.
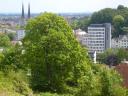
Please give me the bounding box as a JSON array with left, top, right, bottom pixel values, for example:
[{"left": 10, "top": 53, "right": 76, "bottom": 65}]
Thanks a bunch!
[{"left": 115, "top": 63, "right": 128, "bottom": 88}]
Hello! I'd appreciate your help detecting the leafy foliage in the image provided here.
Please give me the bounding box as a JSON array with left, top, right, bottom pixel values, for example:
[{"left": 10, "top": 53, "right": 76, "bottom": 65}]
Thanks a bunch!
[
  {"left": 90, "top": 5, "right": 128, "bottom": 37},
  {"left": 76, "top": 64, "right": 126, "bottom": 96},
  {"left": 0, "top": 70, "right": 32, "bottom": 96},
  {"left": 70, "top": 17, "right": 90, "bottom": 31},
  {"left": 23, "top": 12, "right": 89, "bottom": 93},
  {"left": 90, "top": 8, "right": 116, "bottom": 24},
  {"left": 6, "top": 32, "right": 16, "bottom": 41},
  {"left": 0, "top": 33, "right": 12, "bottom": 48},
  {"left": 113, "top": 15, "right": 125, "bottom": 37},
  {"left": 0, "top": 44, "right": 25, "bottom": 72},
  {"left": 98, "top": 48, "right": 128, "bottom": 66}
]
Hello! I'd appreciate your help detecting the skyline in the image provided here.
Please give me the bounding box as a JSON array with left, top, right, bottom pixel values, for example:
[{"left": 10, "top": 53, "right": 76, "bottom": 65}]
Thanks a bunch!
[{"left": 0, "top": 0, "right": 128, "bottom": 13}]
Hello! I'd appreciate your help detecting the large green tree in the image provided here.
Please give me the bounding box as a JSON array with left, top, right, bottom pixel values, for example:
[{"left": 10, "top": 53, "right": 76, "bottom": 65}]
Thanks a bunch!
[{"left": 23, "top": 13, "right": 89, "bottom": 92}]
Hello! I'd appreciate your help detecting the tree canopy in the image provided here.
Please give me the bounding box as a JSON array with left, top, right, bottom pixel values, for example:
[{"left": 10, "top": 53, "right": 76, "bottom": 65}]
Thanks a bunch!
[{"left": 23, "top": 12, "right": 89, "bottom": 92}]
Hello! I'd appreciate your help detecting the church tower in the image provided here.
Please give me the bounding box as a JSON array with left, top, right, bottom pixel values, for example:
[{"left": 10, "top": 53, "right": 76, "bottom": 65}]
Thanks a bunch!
[
  {"left": 16, "top": 3, "right": 25, "bottom": 40},
  {"left": 21, "top": 3, "right": 25, "bottom": 19},
  {"left": 20, "top": 3, "right": 25, "bottom": 27},
  {"left": 28, "top": 3, "right": 31, "bottom": 19}
]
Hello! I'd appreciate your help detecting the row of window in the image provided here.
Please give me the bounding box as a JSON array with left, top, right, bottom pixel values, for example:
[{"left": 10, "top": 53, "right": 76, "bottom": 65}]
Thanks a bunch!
[
  {"left": 112, "top": 43, "right": 128, "bottom": 45},
  {"left": 87, "top": 41, "right": 104, "bottom": 43},
  {"left": 88, "top": 44, "right": 104, "bottom": 46},
  {"left": 88, "top": 32, "right": 105, "bottom": 34},
  {"left": 88, "top": 38, "right": 104, "bottom": 40},
  {"left": 113, "top": 45, "right": 128, "bottom": 48},
  {"left": 89, "top": 49, "right": 104, "bottom": 53},
  {"left": 88, "top": 29, "right": 105, "bottom": 31},
  {"left": 88, "top": 35, "right": 105, "bottom": 37},
  {"left": 115, "top": 40, "right": 128, "bottom": 42}
]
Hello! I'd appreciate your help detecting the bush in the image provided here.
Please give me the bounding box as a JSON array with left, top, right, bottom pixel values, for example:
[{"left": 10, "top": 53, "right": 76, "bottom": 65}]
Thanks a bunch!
[
  {"left": 0, "top": 70, "right": 32, "bottom": 96},
  {"left": 75, "top": 64, "right": 127, "bottom": 96}
]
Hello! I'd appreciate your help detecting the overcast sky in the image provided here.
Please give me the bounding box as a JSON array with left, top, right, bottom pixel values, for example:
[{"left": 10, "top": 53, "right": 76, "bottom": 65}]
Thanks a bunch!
[{"left": 0, "top": 0, "right": 128, "bottom": 13}]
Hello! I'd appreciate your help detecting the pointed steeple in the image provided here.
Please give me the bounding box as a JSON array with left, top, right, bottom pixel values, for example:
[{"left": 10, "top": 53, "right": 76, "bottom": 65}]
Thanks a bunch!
[
  {"left": 20, "top": 3, "right": 25, "bottom": 27},
  {"left": 21, "top": 3, "right": 25, "bottom": 19},
  {"left": 28, "top": 3, "right": 30, "bottom": 19}
]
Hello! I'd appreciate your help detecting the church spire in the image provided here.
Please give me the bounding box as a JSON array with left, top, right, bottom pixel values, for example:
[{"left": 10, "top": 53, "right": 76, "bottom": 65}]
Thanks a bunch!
[
  {"left": 21, "top": 3, "right": 25, "bottom": 19},
  {"left": 28, "top": 3, "right": 30, "bottom": 19}
]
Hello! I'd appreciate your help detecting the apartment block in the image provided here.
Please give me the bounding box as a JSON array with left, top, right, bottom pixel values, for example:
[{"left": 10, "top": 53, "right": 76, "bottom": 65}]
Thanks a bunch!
[{"left": 112, "top": 35, "right": 128, "bottom": 48}]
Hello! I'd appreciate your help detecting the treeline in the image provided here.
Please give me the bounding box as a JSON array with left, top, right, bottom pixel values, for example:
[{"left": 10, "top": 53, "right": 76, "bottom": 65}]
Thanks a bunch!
[{"left": 71, "top": 5, "right": 128, "bottom": 38}]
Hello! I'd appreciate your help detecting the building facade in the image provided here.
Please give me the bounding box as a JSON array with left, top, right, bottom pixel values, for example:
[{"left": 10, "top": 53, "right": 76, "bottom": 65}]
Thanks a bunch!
[
  {"left": 85, "top": 23, "right": 111, "bottom": 53},
  {"left": 112, "top": 35, "right": 128, "bottom": 48},
  {"left": 74, "top": 29, "right": 87, "bottom": 44},
  {"left": 16, "top": 30, "right": 25, "bottom": 40},
  {"left": 75, "top": 23, "right": 111, "bottom": 53}
]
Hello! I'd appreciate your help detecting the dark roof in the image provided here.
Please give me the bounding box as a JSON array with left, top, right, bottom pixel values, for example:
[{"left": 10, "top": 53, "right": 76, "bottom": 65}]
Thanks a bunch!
[{"left": 89, "top": 23, "right": 111, "bottom": 27}]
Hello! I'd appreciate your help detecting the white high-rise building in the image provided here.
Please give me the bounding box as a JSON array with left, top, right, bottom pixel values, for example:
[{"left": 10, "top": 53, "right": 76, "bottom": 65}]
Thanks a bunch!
[
  {"left": 74, "top": 23, "right": 111, "bottom": 53},
  {"left": 86, "top": 23, "right": 111, "bottom": 53}
]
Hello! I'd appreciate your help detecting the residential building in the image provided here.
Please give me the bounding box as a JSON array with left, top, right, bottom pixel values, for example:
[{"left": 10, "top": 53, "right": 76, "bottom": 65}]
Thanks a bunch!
[
  {"left": 112, "top": 35, "right": 128, "bottom": 48},
  {"left": 74, "top": 29, "right": 87, "bottom": 44}
]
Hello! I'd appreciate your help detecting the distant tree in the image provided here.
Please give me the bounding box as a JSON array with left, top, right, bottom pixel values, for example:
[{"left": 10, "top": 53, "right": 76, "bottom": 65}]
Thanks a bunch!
[
  {"left": 77, "top": 17, "right": 90, "bottom": 31},
  {"left": 7, "top": 33, "right": 16, "bottom": 41},
  {"left": 98, "top": 48, "right": 128, "bottom": 66},
  {"left": 122, "top": 27, "right": 128, "bottom": 34},
  {"left": 113, "top": 15, "right": 125, "bottom": 37},
  {"left": 70, "top": 17, "right": 90, "bottom": 31},
  {"left": 117, "top": 5, "right": 126, "bottom": 10},
  {"left": 90, "top": 8, "right": 116, "bottom": 24},
  {"left": 106, "top": 55, "right": 119, "bottom": 67},
  {"left": 117, "top": 48, "right": 128, "bottom": 62},
  {"left": 98, "top": 49, "right": 119, "bottom": 66},
  {"left": 0, "top": 33, "right": 11, "bottom": 47},
  {"left": 113, "top": 15, "right": 124, "bottom": 27},
  {"left": 70, "top": 19, "right": 79, "bottom": 29}
]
